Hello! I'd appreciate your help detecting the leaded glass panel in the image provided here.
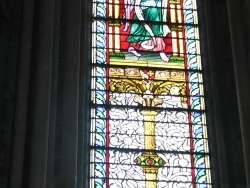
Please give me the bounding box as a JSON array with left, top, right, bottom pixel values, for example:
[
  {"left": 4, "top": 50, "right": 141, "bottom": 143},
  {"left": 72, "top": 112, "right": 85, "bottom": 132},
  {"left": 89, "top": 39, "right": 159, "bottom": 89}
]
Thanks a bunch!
[{"left": 90, "top": 0, "right": 212, "bottom": 187}]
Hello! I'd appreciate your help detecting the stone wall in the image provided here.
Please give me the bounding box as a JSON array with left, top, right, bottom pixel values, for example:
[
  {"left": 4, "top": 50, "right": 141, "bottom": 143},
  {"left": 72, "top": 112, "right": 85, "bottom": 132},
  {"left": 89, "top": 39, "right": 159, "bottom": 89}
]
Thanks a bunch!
[{"left": 0, "top": 0, "right": 21, "bottom": 187}]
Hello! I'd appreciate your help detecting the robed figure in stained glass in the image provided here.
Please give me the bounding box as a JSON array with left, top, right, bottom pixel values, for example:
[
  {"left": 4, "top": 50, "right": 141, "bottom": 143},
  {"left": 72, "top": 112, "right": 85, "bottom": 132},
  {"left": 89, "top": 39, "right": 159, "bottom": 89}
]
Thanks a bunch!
[{"left": 123, "top": 0, "right": 171, "bottom": 61}]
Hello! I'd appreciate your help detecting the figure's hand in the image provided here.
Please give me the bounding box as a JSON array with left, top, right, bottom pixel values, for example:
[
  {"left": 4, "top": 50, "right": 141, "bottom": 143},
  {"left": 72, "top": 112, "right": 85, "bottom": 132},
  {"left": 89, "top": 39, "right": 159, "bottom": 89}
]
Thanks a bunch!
[{"left": 123, "top": 22, "right": 130, "bottom": 32}]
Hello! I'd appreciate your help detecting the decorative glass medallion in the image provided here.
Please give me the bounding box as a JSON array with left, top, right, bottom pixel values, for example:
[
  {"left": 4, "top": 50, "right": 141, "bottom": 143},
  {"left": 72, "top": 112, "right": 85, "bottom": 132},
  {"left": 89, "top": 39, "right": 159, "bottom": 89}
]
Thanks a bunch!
[{"left": 90, "top": 0, "right": 212, "bottom": 187}]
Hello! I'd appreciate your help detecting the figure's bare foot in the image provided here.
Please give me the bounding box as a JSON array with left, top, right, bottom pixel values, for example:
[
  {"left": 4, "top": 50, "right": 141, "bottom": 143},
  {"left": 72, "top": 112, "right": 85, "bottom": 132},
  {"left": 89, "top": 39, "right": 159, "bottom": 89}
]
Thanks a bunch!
[
  {"left": 141, "top": 41, "right": 155, "bottom": 50},
  {"left": 160, "top": 52, "right": 169, "bottom": 62},
  {"left": 128, "top": 47, "right": 141, "bottom": 57}
]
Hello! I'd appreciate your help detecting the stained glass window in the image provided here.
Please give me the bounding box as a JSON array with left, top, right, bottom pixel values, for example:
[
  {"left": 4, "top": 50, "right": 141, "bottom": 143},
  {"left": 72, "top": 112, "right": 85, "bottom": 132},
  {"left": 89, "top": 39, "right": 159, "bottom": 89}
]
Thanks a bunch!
[{"left": 90, "top": 0, "right": 212, "bottom": 187}]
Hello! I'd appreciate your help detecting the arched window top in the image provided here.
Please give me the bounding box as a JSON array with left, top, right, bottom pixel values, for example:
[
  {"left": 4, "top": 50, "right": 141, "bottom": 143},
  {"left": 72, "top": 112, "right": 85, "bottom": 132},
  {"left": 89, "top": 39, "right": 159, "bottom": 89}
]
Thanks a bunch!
[{"left": 90, "top": 0, "right": 212, "bottom": 187}]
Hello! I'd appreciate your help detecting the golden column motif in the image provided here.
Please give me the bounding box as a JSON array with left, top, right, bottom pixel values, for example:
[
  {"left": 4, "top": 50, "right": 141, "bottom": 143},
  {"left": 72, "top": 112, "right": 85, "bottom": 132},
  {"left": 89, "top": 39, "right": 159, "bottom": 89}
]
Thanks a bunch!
[
  {"left": 108, "top": 0, "right": 124, "bottom": 59},
  {"left": 134, "top": 89, "right": 165, "bottom": 188},
  {"left": 169, "top": 0, "right": 184, "bottom": 59},
  {"left": 142, "top": 110, "right": 157, "bottom": 150},
  {"left": 141, "top": 110, "right": 162, "bottom": 188}
]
